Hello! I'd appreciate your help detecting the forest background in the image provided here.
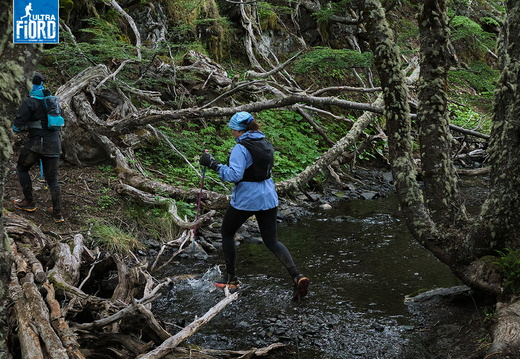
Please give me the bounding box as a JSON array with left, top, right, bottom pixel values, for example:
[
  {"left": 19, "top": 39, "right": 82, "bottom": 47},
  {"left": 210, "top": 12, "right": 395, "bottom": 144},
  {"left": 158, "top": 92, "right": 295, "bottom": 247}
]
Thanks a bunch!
[{"left": 1, "top": 0, "right": 519, "bottom": 358}]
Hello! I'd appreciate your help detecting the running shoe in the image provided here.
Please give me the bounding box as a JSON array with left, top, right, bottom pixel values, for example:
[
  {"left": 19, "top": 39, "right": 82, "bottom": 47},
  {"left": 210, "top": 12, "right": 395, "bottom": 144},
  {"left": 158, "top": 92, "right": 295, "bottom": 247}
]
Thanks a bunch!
[
  {"left": 292, "top": 274, "right": 310, "bottom": 301},
  {"left": 53, "top": 214, "right": 65, "bottom": 223},
  {"left": 214, "top": 273, "right": 240, "bottom": 289},
  {"left": 13, "top": 199, "right": 37, "bottom": 212}
]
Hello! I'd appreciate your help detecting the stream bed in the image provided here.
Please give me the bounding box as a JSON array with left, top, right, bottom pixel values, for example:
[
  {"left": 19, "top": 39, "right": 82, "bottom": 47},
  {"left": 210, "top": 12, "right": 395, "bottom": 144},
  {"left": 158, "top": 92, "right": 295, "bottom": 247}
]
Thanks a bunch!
[{"left": 153, "top": 194, "right": 462, "bottom": 358}]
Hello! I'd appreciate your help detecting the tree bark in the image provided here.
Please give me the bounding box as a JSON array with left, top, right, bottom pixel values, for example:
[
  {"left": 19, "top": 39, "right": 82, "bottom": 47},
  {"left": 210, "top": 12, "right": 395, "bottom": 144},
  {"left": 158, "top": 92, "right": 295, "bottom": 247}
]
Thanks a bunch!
[
  {"left": 417, "top": 0, "right": 468, "bottom": 227},
  {"left": 362, "top": 0, "right": 442, "bottom": 253},
  {"left": 478, "top": 0, "right": 520, "bottom": 250}
]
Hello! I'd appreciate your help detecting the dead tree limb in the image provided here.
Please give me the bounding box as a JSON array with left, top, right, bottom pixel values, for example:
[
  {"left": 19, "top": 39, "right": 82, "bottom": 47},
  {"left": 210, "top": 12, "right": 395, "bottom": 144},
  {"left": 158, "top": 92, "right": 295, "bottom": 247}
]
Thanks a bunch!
[
  {"left": 4, "top": 211, "right": 46, "bottom": 248},
  {"left": 9, "top": 268, "right": 44, "bottom": 359},
  {"left": 43, "top": 281, "right": 86, "bottom": 359},
  {"left": 276, "top": 94, "right": 384, "bottom": 194},
  {"left": 73, "top": 279, "right": 172, "bottom": 331},
  {"left": 16, "top": 244, "right": 45, "bottom": 283},
  {"left": 108, "top": 0, "right": 142, "bottom": 60},
  {"left": 48, "top": 234, "right": 85, "bottom": 286},
  {"left": 117, "top": 183, "right": 217, "bottom": 229},
  {"left": 245, "top": 51, "right": 303, "bottom": 80},
  {"left": 11, "top": 270, "right": 69, "bottom": 359},
  {"left": 194, "top": 342, "right": 288, "bottom": 357},
  {"left": 138, "top": 291, "right": 239, "bottom": 359}
]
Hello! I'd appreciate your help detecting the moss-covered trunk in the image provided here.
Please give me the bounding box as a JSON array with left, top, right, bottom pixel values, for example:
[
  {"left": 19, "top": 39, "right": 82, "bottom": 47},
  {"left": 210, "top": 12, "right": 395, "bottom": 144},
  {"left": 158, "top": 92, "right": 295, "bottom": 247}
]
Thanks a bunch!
[
  {"left": 0, "top": 0, "right": 42, "bottom": 355},
  {"left": 478, "top": 0, "right": 520, "bottom": 251},
  {"left": 361, "top": 0, "right": 454, "bottom": 264},
  {"left": 417, "top": 0, "right": 468, "bottom": 228},
  {"left": 364, "top": 0, "right": 520, "bottom": 355}
]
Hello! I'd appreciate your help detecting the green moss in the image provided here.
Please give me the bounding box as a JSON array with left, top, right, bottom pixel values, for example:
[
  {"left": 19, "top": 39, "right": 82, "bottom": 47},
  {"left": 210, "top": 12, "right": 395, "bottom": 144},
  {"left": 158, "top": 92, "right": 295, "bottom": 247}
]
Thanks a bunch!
[
  {"left": 258, "top": 2, "right": 280, "bottom": 31},
  {"left": 60, "top": 0, "right": 74, "bottom": 22}
]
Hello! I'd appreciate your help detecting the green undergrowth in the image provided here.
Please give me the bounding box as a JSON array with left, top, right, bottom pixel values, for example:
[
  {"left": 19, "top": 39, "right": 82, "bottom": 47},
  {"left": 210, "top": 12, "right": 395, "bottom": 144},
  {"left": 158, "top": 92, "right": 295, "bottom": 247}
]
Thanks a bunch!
[
  {"left": 495, "top": 248, "right": 520, "bottom": 295},
  {"left": 449, "top": 102, "right": 492, "bottom": 134},
  {"left": 87, "top": 219, "right": 145, "bottom": 255},
  {"left": 134, "top": 109, "right": 338, "bottom": 193},
  {"left": 84, "top": 197, "right": 198, "bottom": 252}
]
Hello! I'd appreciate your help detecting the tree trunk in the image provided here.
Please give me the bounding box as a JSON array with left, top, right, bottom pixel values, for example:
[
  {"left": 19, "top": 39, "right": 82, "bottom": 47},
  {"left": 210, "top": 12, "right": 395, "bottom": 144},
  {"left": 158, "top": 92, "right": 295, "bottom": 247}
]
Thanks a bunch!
[
  {"left": 362, "top": 0, "right": 443, "bottom": 256},
  {"left": 478, "top": 0, "right": 520, "bottom": 251},
  {"left": 364, "top": 0, "right": 520, "bottom": 356},
  {"left": 417, "top": 0, "right": 468, "bottom": 227}
]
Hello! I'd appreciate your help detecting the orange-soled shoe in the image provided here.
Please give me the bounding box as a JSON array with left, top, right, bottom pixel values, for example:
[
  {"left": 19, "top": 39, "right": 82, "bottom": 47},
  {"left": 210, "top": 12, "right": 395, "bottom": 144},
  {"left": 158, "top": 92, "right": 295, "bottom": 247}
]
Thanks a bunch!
[
  {"left": 13, "top": 199, "right": 37, "bottom": 212},
  {"left": 214, "top": 273, "right": 240, "bottom": 290},
  {"left": 292, "top": 275, "right": 310, "bottom": 301},
  {"left": 53, "top": 214, "right": 65, "bottom": 223}
]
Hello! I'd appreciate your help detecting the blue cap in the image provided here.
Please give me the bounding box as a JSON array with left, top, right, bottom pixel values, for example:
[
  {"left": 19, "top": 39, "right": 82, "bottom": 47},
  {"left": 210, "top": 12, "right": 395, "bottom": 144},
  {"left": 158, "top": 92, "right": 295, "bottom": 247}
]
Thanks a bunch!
[{"left": 228, "top": 111, "right": 253, "bottom": 131}]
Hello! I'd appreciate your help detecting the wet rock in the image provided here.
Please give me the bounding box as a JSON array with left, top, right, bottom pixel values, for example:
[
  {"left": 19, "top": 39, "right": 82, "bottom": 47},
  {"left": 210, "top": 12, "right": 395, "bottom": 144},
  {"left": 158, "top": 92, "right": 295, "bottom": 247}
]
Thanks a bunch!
[
  {"left": 360, "top": 191, "right": 379, "bottom": 200},
  {"left": 246, "top": 236, "right": 263, "bottom": 244},
  {"left": 198, "top": 237, "right": 217, "bottom": 252},
  {"left": 382, "top": 171, "right": 394, "bottom": 184},
  {"left": 237, "top": 321, "right": 249, "bottom": 328},
  {"left": 180, "top": 241, "right": 208, "bottom": 260}
]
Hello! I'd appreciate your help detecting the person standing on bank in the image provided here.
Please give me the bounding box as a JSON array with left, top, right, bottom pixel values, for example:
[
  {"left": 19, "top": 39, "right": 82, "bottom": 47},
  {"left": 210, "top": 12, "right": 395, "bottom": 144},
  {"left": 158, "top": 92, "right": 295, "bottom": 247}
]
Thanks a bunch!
[
  {"left": 199, "top": 111, "right": 309, "bottom": 301},
  {"left": 12, "top": 72, "right": 64, "bottom": 223}
]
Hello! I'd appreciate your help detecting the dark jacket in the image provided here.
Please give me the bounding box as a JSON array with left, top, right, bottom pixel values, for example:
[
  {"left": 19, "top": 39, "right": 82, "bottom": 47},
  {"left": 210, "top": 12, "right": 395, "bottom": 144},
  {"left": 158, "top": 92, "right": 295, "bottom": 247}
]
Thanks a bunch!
[{"left": 13, "top": 89, "right": 61, "bottom": 156}]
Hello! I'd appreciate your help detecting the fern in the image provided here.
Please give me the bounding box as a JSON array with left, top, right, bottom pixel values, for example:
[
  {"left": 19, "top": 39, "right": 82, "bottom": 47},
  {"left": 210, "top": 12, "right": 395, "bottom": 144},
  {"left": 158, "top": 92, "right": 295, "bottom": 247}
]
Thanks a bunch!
[
  {"left": 450, "top": 15, "right": 496, "bottom": 51},
  {"left": 294, "top": 47, "right": 373, "bottom": 74}
]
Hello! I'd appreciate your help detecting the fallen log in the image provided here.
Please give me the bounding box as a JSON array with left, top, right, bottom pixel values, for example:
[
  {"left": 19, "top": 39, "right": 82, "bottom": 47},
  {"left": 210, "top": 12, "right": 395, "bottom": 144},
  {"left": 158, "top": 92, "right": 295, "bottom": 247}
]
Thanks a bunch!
[
  {"left": 11, "top": 245, "right": 27, "bottom": 279},
  {"left": 116, "top": 183, "right": 217, "bottom": 230},
  {"left": 9, "top": 268, "right": 44, "bottom": 359},
  {"left": 48, "top": 234, "right": 85, "bottom": 286},
  {"left": 17, "top": 244, "right": 46, "bottom": 283},
  {"left": 486, "top": 299, "right": 520, "bottom": 358},
  {"left": 194, "top": 342, "right": 289, "bottom": 357},
  {"left": 43, "top": 281, "right": 86, "bottom": 359},
  {"left": 138, "top": 291, "right": 239, "bottom": 359},
  {"left": 10, "top": 269, "right": 69, "bottom": 359},
  {"left": 4, "top": 211, "right": 46, "bottom": 248}
]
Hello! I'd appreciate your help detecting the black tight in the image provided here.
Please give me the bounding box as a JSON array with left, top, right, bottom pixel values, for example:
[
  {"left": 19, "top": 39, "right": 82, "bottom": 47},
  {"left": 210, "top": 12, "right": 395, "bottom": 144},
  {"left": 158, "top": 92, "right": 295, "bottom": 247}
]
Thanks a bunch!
[
  {"left": 17, "top": 148, "right": 62, "bottom": 212},
  {"left": 220, "top": 206, "right": 300, "bottom": 279}
]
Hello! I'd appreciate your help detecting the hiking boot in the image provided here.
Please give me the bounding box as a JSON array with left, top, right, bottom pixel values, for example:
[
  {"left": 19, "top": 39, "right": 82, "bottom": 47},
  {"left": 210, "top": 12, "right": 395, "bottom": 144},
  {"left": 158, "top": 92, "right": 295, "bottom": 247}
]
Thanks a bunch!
[
  {"left": 292, "top": 275, "right": 310, "bottom": 301},
  {"left": 13, "top": 199, "right": 37, "bottom": 212},
  {"left": 214, "top": 273, "right": 240, "bottom": 289}
]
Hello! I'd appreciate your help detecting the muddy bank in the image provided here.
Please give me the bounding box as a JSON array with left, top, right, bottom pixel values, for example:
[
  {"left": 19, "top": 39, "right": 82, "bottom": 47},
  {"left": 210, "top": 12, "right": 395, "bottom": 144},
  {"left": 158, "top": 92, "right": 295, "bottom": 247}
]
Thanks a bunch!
[{"left": 403, "top": 286, "right": 492, "bottom": 359}]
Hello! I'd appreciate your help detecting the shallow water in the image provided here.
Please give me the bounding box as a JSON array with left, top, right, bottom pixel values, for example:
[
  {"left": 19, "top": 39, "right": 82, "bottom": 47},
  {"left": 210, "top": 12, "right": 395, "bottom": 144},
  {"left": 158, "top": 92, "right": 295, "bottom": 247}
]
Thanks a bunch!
[{"left": 153, "top": 195, "right": 461, "bottom": 358}]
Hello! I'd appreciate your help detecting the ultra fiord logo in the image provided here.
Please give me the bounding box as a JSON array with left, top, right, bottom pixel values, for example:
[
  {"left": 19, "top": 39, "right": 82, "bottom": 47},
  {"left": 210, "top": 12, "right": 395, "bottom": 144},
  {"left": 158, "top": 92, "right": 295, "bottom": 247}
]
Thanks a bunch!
[{"left": 13, "top": 0, "right": 59, "bottom": 44}]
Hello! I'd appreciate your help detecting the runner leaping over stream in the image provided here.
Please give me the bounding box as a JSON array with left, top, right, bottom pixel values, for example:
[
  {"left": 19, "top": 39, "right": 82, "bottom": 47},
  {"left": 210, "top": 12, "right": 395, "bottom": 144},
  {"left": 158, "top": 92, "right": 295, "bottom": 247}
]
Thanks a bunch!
[{"left": 199, "top": 111, "right": 310, "bottom": 301}]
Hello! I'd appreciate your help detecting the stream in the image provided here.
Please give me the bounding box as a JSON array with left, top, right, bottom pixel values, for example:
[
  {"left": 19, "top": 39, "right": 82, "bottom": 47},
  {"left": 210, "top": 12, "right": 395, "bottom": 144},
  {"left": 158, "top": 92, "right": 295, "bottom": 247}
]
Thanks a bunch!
[{"left": 153, "top": 194, "right": 462, "bottom": 358}]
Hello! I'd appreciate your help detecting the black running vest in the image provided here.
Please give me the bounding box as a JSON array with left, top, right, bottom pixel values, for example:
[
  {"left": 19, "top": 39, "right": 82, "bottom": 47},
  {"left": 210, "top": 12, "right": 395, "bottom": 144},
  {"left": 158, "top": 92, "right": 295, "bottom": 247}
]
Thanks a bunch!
[{"left": 238, "top": 138, "right": 274, "bottom": 182}]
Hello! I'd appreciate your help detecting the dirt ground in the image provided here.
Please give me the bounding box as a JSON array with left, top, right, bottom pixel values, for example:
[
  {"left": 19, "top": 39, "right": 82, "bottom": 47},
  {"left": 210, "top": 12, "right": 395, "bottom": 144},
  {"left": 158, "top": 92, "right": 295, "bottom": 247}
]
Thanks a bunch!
[{"left": 3, "top": 153, "right": 121, "bottom": 236}]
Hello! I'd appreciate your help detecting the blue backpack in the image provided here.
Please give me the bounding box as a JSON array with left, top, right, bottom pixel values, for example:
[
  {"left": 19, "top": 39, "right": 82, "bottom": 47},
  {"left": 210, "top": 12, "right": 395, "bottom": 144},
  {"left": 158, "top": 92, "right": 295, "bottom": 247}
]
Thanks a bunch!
[{"left": 43, "top": 95, "right": 65, "bottom": 130}]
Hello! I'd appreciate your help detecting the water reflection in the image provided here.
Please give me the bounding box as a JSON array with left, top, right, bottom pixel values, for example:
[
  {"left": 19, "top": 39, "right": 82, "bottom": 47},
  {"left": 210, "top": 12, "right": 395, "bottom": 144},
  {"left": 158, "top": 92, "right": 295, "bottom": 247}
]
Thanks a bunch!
[{"left": 153, "top": 194, "right": 461, "bottom": 358}]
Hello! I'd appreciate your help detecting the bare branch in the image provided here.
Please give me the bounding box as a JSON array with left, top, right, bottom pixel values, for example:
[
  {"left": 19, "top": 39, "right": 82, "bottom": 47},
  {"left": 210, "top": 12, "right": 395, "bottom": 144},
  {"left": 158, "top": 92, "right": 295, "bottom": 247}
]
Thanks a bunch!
[
  {"left": 108, "top": 0, "right": 142, "bottom": 61},
  {"left": 138, "top": 291, "right": 239, "bottom": 359}
]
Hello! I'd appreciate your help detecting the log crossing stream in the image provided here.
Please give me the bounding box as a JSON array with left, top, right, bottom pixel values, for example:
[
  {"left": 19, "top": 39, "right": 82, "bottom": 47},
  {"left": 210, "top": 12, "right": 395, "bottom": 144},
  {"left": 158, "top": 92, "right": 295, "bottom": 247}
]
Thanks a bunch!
[{"left": 154, "top": 194, "right": 461, "bottom": 358}]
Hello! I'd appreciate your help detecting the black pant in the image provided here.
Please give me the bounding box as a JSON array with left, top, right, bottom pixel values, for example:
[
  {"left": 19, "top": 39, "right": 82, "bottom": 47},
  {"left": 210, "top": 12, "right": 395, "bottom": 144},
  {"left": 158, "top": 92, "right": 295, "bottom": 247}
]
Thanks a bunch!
[
  {"left": 220, "top": 206, "right": 300, "bottom": 280},
  {"left": 17, "top": 148, "right": 62, "bottom": 213}
]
